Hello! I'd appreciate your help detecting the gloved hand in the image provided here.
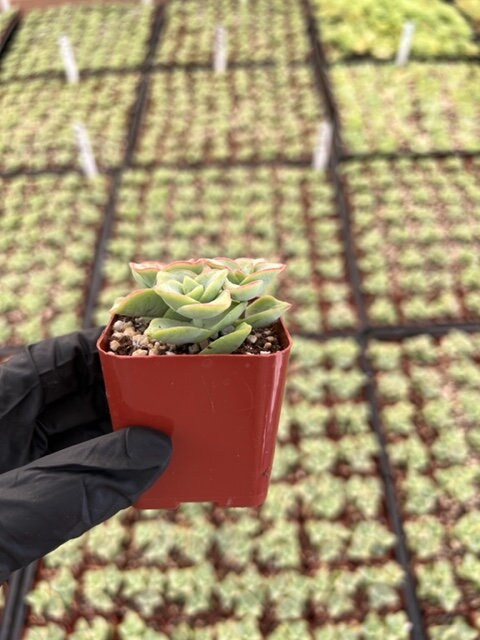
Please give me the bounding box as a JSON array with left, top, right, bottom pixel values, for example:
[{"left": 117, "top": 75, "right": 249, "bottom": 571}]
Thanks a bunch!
[{"left": 0, "top": 328, "right": 172, "bottom": 583}]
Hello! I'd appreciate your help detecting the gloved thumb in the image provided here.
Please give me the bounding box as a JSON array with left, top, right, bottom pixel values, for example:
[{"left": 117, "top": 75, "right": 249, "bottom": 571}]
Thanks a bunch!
[{"left": 0, "top": 427, "right": 171, "bottom": 582}]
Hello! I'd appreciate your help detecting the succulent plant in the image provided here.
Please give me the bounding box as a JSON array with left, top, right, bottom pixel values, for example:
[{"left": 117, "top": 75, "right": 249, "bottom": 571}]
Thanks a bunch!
[
  {"left": 417, "top": 560, "right": 461, "bottom": 612},
  {"left": 118, "top": 611, "right": 169, "bottom": 640},
  {"left": 404, "top": 516, "right": 445, "bottom": 560},
  {"left": 347, "top": 521, "right": 396, "bottom": 561},
  {"left": 110, "top": 257, "right": 290, "bottom": 354},
  {"left": 23, "top": 624, "right": 66, "bottom": 640},
  {"left": 212, "top": 619, "right": 262, "bottom": 640},
  {"left": 82, "top": 566, "right": 123, "bottom": 613},
  {"left": 122, "top": 567, "right": 165, "bottom": 616},
  {"left": 255, "top": 520, "right": 300, "bottom": 568},
  {"left": 269, "top": 620, "right": 310, "bottom": 638},
  {"left": 452, "top": 511, "right": 480, "bottom": 553},
  {"left": 429, "top": 616, "right": 478, "bottom": 640},
  {"left": 315, "top": 623, "right": 362, "bottom": 640},
  {"left": 403, "top": 471, "right": 439, "bottom": 515},
  {"left": 306, "top": 520, "right": 350, "bottom": 562},
  {"left": 70, "top": 617, "right": 112, "bottom": 640},
  {"left": 26, "top": 568, "right": 76, "bottom": 618},
  {"left": 362, "top": 611, "right": 411, "bottom": 640}
]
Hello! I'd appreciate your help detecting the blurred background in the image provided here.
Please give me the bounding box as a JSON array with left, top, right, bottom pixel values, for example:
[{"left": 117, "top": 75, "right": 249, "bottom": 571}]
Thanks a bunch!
[{"left": 1, "top": 0, "right": 480, "bottom": 638}]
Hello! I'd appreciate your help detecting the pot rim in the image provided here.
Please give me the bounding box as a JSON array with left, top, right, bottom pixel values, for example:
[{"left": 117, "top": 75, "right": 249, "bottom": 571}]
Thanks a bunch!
[{"left": 97, "top": 316, "right": 293, "bottom": 359}]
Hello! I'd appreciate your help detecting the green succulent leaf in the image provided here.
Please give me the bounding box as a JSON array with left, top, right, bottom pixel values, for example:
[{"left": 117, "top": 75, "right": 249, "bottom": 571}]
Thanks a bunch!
[
  {"left": 154, "top": 281, "right": 199, "bottom": 312},
  {"left": 243, "top": 264, "right": 286, "bottom": 288},
  {"left": 182, "top": 275, "right": 203, "bottom": 295},
  {"left": 245, "top": 295, "right": 291, "bottom": 328},
  {"left": 200, "top": 322, "right": 252, "bottom": 354},
  {"left": 226, "top": 279, "right": 265, "bottom": 301},
  {"left": 198, "top": 268, "right": 229, "bottom": 302},
  {"left": 163, "top": 259, "right": 205, "bottom": 274},
  {"left": 202, "top": 302, "right": 248, "bottom": 333},
  {"left": 205, "top": 257, "right": 239, "bottom": 271},
  {"left": 178, "top": 289, "right": 232, "bottom": 320},
  {"left": 228, "top": 270, "right": 246, "bottom": 284},
  {"left": 111, "top": 289, "right": 169, "bottom": 317},
  {"left": 164, "top": 308, "right": 188, "bottom": 321},
  {"left": 145, "top": 318, "right": 211, "bottom": 345},
  {"left": 235, "top": 258, "right": 268, "bottom": 273},
  {"left": 129, "top": 261, "right": 164, "bottom": 288},
  {"left": 156, "top": 269, "right": 196, "bottom": 286},
  {"left": 208, "top": 258, "right": 285, "bottom": 292},
  {"left": 182, "top": 275, "right": 203, "bottom": 297}
]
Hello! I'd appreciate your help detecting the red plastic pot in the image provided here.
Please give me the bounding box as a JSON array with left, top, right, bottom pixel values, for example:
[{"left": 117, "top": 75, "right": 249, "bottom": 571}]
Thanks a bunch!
[{"left": 97, "top": 318, "right": 292, "bottom": 508}]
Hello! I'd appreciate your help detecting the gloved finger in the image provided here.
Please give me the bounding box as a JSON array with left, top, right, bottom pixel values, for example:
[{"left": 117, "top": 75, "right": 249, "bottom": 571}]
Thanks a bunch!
[
  {"left": 0, "top": 328, "right": 108, "bottom": 472},
  {"left": 0, "top": 427, "right": 172, "bottom": 583},
  {"left": 33, "top": 394, "right": 112, "bottom": 460},
  {"left": 29, "top": 327, "right": 105, "bottom": 408},
  {"left": 47, "top": 417, "right": 112, "bottom": 454}
]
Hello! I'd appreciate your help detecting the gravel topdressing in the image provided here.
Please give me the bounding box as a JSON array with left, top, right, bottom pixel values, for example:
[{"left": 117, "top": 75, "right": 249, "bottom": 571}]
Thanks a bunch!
[{"left": 107, "top": 316, "right": 283, "bottom": 356}]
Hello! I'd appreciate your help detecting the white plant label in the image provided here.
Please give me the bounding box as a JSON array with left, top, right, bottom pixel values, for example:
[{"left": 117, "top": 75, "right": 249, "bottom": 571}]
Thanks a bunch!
[
  {"left": 312, "top": 121, "right": 333, "bottom": 171},
  {"left": 214, "top": 25, "right": 228, "bottom": 73},
  {"left": 73, "top": 122, "right": 98, "bottom": 179},
  {"left": 0, "top": 0, "right": 11, "bottom": 13},
  {"left": 395, "top": 21, "right": 415, "bottom": 66},
  {"left": 58, "top": 35, "right": 79, "bottom": 84}
]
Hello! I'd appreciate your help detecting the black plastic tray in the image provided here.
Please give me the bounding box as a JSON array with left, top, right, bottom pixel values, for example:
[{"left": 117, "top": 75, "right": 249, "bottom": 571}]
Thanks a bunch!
[{"left": 0, "top": 10, "right": 20, "bottom": 62}]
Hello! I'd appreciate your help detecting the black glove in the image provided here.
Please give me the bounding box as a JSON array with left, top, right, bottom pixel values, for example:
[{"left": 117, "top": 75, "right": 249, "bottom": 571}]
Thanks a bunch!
[{"left": 0, "top": 328, "right": 172, "bottom": 583}]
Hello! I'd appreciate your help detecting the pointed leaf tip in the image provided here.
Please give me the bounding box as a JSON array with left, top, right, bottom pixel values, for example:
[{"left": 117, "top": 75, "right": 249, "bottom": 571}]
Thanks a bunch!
[
  {"left": 130, "top": 262, "right": 165, "bottom": 288},
  {"left": 245, "top": 295, "right": 291, "bottom": 328},
  {"left": 200, "top": 322, "right": 252, "bottom": 354},
  {"left": 111, "top": 289, "right": 169, "bottom": 317}
]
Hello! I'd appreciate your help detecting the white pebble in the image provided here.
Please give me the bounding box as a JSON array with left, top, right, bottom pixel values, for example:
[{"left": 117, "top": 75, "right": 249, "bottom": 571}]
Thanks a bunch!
[{"left": 133, "top": 334, "right": 149, "bottom": 348}]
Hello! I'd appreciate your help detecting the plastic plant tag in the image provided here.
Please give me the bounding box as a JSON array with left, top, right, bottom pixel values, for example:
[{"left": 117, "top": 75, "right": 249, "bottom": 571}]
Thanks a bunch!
[
  {"left": 58, "top": 35, "right": 79, "bottom": 84},
  {"left": 395, "top": 21, "right": 415, "bottom": 66},
  {"left": 214, "top": 25, "right": 228, "bottom": 74},
  {"left": 73, "top": 122, "right": 99, "bottom": 179},
  {"left": 0, "top": 0, "right": 11, "bottom": 12},
  {"left": 312, "top": 120, "right": 333, "bottom": 171}
]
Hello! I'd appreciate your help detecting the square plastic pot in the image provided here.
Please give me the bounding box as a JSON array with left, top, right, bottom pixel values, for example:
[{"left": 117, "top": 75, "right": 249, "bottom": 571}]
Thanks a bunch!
[{"left": 97, "top": 318, "right": 292, "bottom": 508}]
